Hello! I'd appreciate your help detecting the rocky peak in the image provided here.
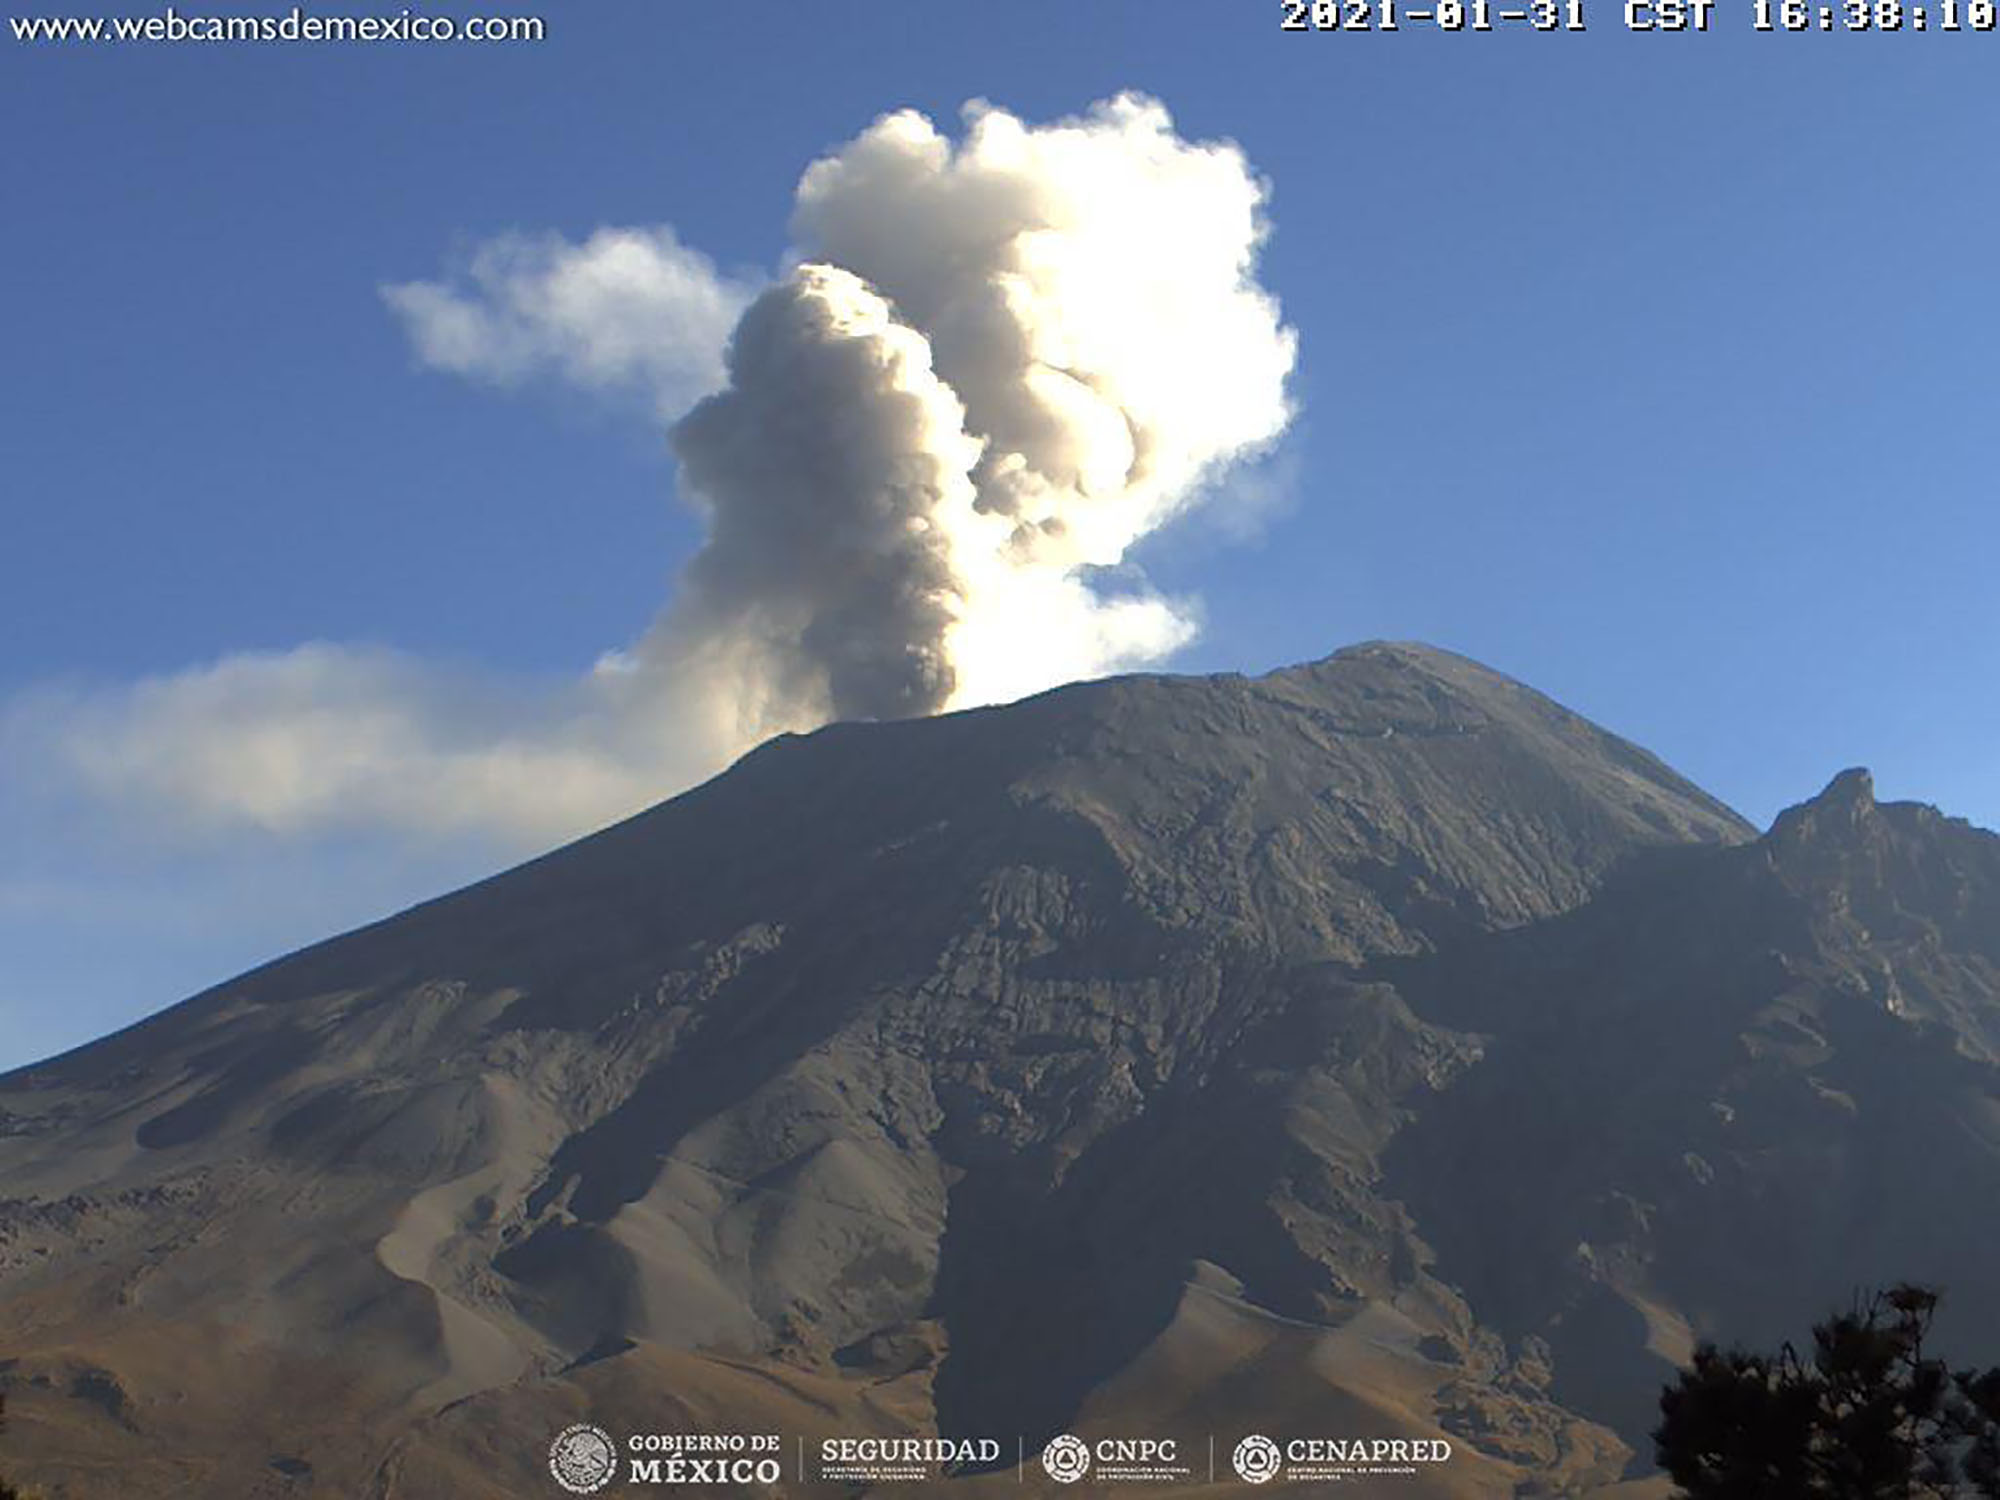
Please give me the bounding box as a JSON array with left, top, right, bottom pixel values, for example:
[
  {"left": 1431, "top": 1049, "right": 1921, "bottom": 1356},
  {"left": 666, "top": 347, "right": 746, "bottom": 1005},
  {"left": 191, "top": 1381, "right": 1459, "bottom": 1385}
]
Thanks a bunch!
[{"left": 1770, "top": 765, "right": 1879, "bottom": 847}]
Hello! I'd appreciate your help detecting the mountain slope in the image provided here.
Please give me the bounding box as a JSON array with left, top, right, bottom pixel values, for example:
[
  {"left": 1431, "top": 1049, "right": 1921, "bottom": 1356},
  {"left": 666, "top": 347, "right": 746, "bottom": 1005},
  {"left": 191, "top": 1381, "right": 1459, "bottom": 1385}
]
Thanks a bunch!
[
  {"left": 10, "top": 644, "right": 1986, "bottom": 1499},
  {"left": 1383, "top": 766, "right": 2000, "bottom": 1449}
]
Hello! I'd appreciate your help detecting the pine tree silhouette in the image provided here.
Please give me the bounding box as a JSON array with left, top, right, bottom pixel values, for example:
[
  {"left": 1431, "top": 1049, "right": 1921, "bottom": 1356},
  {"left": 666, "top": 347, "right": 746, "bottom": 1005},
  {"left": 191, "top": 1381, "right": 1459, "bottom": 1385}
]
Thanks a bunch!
[
  {"left": 1656, "top": 1285, "right": 2000, "bottom": 1498},
  {"left": 0, "top": 1391, "right": 25, "bottom": 1500}
]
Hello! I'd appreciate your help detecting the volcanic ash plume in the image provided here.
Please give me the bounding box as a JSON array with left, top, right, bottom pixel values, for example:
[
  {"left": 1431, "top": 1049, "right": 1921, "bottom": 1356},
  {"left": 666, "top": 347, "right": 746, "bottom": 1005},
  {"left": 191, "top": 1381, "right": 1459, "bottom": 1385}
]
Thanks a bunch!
[
  {"left": 654, "top": 92, "right": 1297, "bottom": 733},
  {"left": 29, "top": 94, "right": 1298, "bottom": 848},
  {"left": 661, "top": 265, "right": 981, "bottom": 726}
]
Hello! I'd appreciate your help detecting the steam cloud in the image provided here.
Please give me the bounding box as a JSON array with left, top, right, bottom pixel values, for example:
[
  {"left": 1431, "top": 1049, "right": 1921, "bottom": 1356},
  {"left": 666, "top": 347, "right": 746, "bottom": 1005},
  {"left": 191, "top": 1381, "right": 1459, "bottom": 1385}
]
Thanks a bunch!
[
  {"left": 35, "top": 94, "right": 1296, "bottom": 846},
  {"left": 663, "top": 95, "right": 1295, "bottom": 727}
]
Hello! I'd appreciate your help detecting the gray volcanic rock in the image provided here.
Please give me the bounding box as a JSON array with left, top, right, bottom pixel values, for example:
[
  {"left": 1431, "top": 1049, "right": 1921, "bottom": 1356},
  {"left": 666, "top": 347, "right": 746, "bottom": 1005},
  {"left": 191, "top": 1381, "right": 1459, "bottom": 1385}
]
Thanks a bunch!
[{"left": 5, "top": 643, "right": 1990, "bottom": 1498}]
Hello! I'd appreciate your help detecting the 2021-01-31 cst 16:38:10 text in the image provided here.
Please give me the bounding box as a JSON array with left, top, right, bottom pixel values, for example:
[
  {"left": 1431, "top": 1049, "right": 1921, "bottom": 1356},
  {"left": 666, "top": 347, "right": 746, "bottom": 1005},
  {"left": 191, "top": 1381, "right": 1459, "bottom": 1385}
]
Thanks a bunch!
[{"left": 1281, "top": 0, "right": 1995, "bottom": 30}]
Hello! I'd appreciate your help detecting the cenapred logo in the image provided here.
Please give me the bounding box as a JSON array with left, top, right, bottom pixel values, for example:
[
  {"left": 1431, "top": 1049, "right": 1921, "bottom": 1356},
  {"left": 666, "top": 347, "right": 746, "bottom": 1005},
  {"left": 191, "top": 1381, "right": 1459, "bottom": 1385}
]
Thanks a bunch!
[
  {"left": 1231, "top": 1433, "right": 1453, "bottom": 1484},
  {"left": 1041, "top": 1433, "right": 1091, "bottom": 1484},
  {"left": 1232, "top": 1433, "right": 1283, "bottom": 1485},
  {"left": 548, "top": 1423, "right": 618, "bottom": 1494}
]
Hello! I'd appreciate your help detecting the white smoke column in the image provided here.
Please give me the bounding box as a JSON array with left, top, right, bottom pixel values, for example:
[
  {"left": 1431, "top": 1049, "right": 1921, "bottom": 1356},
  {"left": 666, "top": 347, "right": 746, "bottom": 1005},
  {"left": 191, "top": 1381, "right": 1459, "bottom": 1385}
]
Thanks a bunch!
[
  {"left": 658, "top": 265, "right": 985, "bottom": 727},
  {"left": 19, "top": 93, "right": 1299, "bottom": 850},
  {"left": 663, "top": 92, "right": 1297, "bottom": 727}
]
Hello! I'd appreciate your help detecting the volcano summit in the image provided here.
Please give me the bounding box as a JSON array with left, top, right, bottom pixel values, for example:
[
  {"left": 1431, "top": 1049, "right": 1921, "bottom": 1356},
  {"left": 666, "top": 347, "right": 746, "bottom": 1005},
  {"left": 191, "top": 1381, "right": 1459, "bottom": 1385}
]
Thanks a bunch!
[{"left": 2, "top": 643, "right": 1996, "bottom": 1497}]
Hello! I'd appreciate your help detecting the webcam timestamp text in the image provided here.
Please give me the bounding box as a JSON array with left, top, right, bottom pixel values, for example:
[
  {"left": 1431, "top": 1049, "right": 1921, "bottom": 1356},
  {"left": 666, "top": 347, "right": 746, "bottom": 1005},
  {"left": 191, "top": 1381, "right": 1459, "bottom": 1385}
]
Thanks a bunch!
[{"left": 1281, "top": 0, "right": 1995, "bottom": 28}]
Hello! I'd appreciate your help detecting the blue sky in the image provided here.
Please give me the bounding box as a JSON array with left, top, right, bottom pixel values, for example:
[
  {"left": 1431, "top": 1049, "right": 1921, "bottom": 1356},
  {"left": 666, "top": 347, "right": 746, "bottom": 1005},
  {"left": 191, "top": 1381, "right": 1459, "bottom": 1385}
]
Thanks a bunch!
[{"left": 4, "top": 2, "right": 1997, "bottom": 1069}]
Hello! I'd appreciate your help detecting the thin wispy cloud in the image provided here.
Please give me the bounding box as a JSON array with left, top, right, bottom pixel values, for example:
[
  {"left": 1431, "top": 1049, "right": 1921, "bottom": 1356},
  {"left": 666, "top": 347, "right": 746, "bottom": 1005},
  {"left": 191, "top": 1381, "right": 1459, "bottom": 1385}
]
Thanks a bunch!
[{"left": 382, "top": 225, "right": 758, "bottom": 421}]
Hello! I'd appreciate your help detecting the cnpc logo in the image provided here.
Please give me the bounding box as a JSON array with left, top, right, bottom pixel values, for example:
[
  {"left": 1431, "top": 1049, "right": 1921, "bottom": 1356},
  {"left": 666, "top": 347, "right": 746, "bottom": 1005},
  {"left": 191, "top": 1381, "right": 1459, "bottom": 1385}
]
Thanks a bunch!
[
  {"left": 1040, "top": 1434, "right": 1180, "bottom": 1483},
  {"left": 1041, "top": 1434, "right": 1090, "bottom": 1483}
]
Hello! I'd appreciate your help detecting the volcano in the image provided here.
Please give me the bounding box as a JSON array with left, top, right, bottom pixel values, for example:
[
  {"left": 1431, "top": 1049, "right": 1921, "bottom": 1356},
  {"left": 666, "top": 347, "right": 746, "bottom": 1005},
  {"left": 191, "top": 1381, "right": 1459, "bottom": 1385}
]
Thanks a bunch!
[{"left": 3, "top": 643, "right": 1997, "bottom": 1497}]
